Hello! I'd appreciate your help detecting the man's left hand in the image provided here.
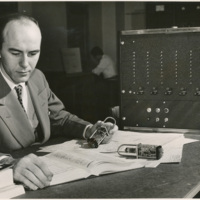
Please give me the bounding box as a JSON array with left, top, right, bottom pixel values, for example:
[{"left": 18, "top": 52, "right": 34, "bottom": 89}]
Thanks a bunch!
[{"left": 85, "top": 120, "right": 118, "bottom": 143}]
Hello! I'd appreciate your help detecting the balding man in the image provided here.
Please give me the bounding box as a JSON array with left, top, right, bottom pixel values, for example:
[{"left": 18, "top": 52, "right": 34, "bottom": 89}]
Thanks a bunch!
[{"left": 0, "top": 13, "right": 117, "bottom": 191}]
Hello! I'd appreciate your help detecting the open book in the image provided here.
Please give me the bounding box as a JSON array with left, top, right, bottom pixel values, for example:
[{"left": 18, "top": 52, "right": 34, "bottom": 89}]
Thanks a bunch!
[
  {"left": 0, "top": 168, "right": 25, "bottom": 199},
  {"left": 41, "top": 150, "right": 145, "bottom": 186}
]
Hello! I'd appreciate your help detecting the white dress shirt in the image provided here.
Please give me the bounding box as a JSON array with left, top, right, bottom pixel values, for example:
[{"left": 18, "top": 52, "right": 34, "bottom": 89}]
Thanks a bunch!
[
  {"left": 92, "top": 54, "right": 117, "bottom": 79},
  {"left": 0, "top": 65, "right": 28, "bottom": 114}
]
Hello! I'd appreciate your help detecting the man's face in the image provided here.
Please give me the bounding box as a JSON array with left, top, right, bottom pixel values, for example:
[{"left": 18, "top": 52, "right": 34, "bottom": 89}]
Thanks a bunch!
[{"left": 0, "top": 20, "right": 41, "bottom": 84}]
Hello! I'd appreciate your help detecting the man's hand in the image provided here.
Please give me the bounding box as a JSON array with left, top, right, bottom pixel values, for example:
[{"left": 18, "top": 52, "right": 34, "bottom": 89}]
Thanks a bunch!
[
  {"left": 13, "top": 154, "right": 53, "bottom": 191},
  {"left": 85, "top": 120, "right": 118, "bottom": 144}
]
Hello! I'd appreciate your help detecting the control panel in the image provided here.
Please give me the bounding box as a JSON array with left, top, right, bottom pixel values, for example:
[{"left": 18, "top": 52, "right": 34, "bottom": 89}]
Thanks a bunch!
[{"left": 119, "top": 27, "right": 200, "bottom": 131}]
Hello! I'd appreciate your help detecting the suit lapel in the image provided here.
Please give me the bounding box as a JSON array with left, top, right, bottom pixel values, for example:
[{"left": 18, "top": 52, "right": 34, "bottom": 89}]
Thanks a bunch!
[
  {"left": 0, "top": 73, "right": 35, "bottom": 147},
  {"left": 27, "top": 76, "right": 50, "bottom": 143}
]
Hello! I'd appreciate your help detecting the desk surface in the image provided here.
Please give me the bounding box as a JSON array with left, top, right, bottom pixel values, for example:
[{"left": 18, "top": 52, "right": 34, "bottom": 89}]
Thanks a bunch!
[{"left": 12, "top": 134, "right": 200, "bottom": 199}]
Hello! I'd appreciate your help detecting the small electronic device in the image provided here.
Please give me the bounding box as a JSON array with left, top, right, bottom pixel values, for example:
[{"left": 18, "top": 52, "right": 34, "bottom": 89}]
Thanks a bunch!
[
  {"left": 117, "top": 143, "right": 163, "bottom": 160},
  {"left": 87, "top": 117, "right": 116, "bottom": 148}
]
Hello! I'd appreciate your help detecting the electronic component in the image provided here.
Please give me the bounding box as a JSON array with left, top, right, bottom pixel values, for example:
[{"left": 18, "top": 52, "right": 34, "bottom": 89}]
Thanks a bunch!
[
  {"left": 87, "top": 117, "right": 116, "bottom": 148},
  {"left": 117, "top": 143, "right": 163, "bottom": 160}
]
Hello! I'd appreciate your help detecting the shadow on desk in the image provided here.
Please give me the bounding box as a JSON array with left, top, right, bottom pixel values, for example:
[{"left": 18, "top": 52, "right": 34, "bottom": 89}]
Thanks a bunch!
[{"left": 194, "top": 192, "right": 200, "bottom": 198}]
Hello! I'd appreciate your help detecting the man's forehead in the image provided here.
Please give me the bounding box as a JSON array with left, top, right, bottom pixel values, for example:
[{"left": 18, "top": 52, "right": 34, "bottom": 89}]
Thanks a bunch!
[{"left": 3, "top": 19, "right": 41, "bottom": 39}]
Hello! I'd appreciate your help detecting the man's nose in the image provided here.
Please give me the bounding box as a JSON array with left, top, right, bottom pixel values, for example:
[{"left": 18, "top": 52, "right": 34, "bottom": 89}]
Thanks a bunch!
[{"left": 20, "top": 55, "right": 29, "bottom": 68}]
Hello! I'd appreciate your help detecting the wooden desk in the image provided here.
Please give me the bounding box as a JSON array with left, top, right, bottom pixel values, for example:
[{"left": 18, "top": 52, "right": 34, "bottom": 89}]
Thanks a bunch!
[{"left": 12, "top": 134, "right": 200, "bottom": 199}]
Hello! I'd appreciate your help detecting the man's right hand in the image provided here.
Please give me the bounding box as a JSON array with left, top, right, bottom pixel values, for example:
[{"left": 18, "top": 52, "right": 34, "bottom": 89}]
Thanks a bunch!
[{"left": 13, "top": 154, "right": 53, "bottom": 190}]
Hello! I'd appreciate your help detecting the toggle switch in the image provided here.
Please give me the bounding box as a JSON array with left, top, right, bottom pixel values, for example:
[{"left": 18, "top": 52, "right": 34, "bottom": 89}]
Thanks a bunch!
[
  {"left": 165, "top": 87, "right": 173, "bottom": 95},
  {"left": 194, "top": 88, "right": 200, "bottom": 96},
  {"left": 137, "top": 86, "right": 144, "bottom": 95},
  {"left": 179, "top": 87, "right": 187, "bottom": 96},
  {"left": 151, "top": 87, "right": 158, "bottom": 95}
]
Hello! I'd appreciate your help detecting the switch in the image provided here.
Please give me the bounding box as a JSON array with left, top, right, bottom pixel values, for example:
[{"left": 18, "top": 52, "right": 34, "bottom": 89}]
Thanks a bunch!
[
  {"left": 165, "top": 87, "right": 173, "bottom": 95},
  {"left": 179, "top": 87, "right": 187, "bottom": 96},
  {"left": 137, "top": 87, "right": 144, "bottom": 95},
  {"left": 151, "top": 87, "right": 158, "bottom": 95},
  {"left": 194, "top": 88, "right": 200, "bottom": 96}
]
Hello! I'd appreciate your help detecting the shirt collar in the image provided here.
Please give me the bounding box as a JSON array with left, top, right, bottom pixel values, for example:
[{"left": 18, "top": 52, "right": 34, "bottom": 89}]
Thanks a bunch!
[{"left": 0, "top": 64, "right": 26, "bottom": 90}]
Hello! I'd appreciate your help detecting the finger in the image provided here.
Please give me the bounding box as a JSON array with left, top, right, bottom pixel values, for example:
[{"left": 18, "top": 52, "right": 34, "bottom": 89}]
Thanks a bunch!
[
  {"left": 22, "top": 168, "right": 46, "bottom": 189},
  {"left": 29, "top": 154, "right": 53, "bottom": 178},
  {"left": 110, "top": 125, "right": 118, "bottom": 134},
  {"left": 101, "top": 122, "right": 114, "bottom": 132},
  {"left": 14, "top": 170, "right": 38, "bottom": 191},
  {"left": 27, "top": 162, "right": 51, "bottom": 188},
  {"left": 13, "top": 154, "right": 52, "bottom": 189},
  {"left": 90, "top": 121, "right": 103, "bottom": 134},
  {"left": 96, "top": 120, "right": 103, "bottom": 127},
  {"left": 34, "top": 157, "right": 53, "bottom": 181}
]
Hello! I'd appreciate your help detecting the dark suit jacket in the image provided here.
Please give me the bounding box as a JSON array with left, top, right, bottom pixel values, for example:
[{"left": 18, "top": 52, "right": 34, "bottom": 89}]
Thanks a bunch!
[{"left": 0, "top": 69, "right": 90, "bottom": 153}]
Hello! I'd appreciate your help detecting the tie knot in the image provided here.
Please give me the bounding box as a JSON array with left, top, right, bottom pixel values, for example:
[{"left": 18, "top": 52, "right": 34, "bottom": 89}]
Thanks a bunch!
[{"left": 15, "top": 85, "right": 23, "bottom": 96}]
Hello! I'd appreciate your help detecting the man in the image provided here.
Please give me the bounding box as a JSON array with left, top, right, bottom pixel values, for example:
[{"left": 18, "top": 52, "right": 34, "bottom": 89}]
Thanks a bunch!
[
  {"left": 0, "top": 13, "right": 117, "bottom": 191},
  {"left": 91, "top": 46, "right": 117, "bottom": 79}
]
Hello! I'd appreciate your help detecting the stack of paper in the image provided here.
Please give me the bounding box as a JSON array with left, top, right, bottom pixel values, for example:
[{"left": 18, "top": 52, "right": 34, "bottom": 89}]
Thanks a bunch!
[{"left": 0, "top": 168, "right": 25, "bottom": 198}]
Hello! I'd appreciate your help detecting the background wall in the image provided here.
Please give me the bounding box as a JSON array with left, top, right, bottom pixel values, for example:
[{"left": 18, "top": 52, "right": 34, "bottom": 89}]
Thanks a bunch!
[
  {"left": 6, "top": 1, "right": 200, "bottom": 73},
  {"left": 17, "top": 1, "right": 146, "bottom": 72},
  {"left": 102, "top": 2, "right": 117, "bottom": 63}
]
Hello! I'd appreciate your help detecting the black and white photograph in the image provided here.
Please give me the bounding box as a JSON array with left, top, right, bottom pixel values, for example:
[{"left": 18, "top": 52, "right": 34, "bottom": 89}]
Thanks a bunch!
[{"left": 0, "top": 1, "right": 200, "bottom": 199}]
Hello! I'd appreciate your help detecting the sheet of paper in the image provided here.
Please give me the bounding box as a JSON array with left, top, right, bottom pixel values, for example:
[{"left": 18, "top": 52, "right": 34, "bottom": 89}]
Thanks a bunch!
[
  {"left": 38, "top": 130, "right": 199, "bottom": 168},
  {"left": 39, "top": 131, "right": 185, "bottom": 153},
  {"left": 95, "top": 131, "right": 185, "bottom": 153},
  {"left": 159, "top": 136, "right": 197, "bottom": 163}
]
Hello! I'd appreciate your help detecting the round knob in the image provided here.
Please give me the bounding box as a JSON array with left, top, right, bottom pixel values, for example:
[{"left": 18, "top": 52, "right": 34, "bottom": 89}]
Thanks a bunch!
[
  {"left": 156, "top": 108, "right": 160, "bottom": 113},
  {"left": 147, "top": 108, "right": 152, "bottom": 113}
]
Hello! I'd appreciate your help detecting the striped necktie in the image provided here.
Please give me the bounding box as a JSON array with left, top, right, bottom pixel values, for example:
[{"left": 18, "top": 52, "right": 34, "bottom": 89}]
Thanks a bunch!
[{"left": 15, "top": 85, "right": 26, "bottom": 113}]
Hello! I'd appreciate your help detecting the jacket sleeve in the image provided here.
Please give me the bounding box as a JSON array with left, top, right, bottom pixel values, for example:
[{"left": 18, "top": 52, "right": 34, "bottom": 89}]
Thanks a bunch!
[{"left": 39, "top": 71, "right": 91, "bottom": 139}]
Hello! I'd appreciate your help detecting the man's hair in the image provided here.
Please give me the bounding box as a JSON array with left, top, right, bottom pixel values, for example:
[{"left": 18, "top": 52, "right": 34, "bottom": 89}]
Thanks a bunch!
[
  {"left": 90, "top": 46, "right": 103, "bottom": 57},
  {"left": 0, "top": 13, "right": 39, "bottom": 49}
]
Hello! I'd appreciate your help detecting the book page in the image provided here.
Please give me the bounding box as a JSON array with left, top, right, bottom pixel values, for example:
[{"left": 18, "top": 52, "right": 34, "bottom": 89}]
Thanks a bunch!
[
  {"left": 43, "top": 150, "right": 145, "bottom": 177},
  {"left": 41, "top": 155, "right": 91, "bottom": 186}
]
